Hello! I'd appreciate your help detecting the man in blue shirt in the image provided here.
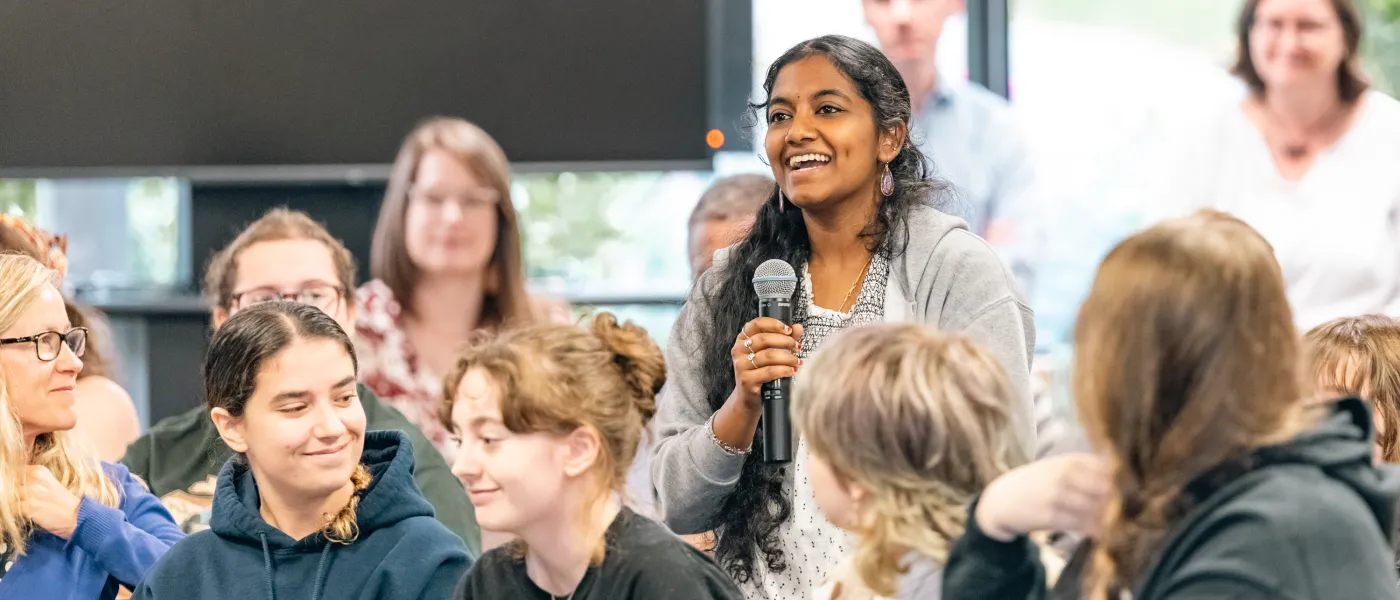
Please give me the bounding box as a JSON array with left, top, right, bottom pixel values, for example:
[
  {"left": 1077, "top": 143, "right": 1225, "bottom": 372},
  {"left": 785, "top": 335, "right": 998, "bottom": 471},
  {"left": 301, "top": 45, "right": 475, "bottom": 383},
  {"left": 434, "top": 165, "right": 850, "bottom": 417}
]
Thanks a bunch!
[
  {"left": 861, "top": 0, "right": 1084, "bottom": 463},
  {"left": 862, "top": 0, "right": 1039, "bottom": 294}
]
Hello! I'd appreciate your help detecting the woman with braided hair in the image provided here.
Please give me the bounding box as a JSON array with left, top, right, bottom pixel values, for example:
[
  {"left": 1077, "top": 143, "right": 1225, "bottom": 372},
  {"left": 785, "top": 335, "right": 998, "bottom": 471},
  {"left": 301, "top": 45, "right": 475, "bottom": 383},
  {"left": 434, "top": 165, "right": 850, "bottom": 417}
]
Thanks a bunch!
[
  {"left": 133, "top": 301, "right": 468, "bottom": 599},
  {"left": 945, "top": 211, "right": 1400, "bottom": 600}
]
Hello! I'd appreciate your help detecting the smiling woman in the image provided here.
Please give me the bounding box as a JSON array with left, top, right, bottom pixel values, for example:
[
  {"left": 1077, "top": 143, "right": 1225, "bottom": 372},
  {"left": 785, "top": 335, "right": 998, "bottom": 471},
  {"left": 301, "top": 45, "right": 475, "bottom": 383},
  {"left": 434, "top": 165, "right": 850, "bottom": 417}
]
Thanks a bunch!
[
  {"left": 132, "top": 301, "right": 469, "bottom": 600},
  {"left": 0, "top": 254, "right": 182, "bottom": 600},
  {"left": 443, "top": 313, "right": 742, "bottom": 600},
  {"left": 651, "top": 35, "right": 1037, "bottom": 600},
  {"left": 1145, "top": 0, "right": 1400, "bottom": 330}
]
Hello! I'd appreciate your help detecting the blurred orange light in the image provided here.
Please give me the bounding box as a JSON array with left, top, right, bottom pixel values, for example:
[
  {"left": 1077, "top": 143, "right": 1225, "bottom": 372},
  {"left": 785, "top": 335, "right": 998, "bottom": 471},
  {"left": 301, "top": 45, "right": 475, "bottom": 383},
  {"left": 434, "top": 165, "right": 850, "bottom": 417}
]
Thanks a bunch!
[{"left": 706, "top": 129, "right": 725, "bottom": 149}]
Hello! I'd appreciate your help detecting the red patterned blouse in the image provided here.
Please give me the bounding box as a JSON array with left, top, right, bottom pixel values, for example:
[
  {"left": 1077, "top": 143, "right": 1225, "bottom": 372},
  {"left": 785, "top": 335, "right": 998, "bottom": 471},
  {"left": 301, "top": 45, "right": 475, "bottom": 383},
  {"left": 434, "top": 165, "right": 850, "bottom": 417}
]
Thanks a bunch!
[
  {"left": 354, "top": 279, "right": 574, "bottom": 459},
  {"left": 354, "top": 279, "right": 458, "bottom": 458}
]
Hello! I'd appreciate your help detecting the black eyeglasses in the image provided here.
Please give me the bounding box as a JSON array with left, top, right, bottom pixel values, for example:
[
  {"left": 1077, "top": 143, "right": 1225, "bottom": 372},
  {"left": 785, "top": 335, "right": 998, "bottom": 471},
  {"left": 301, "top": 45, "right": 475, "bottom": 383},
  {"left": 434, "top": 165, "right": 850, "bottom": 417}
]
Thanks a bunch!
[
  {"left": 0, "top": 327, "right": 88, "bottom": 362},
  {"left": 231, "top": 284, "right": 344, "bottom": 313}
]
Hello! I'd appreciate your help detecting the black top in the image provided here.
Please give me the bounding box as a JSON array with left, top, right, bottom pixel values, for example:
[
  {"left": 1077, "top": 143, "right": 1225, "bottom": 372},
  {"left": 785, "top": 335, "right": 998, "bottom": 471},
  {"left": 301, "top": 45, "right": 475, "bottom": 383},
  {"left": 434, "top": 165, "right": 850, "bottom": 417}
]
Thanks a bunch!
[
  {"left": 944, "top": 397, "right": 1400, "bottom": 600},
  {"left": 456, "top": 506, "right": 742, "bottom": 600}
]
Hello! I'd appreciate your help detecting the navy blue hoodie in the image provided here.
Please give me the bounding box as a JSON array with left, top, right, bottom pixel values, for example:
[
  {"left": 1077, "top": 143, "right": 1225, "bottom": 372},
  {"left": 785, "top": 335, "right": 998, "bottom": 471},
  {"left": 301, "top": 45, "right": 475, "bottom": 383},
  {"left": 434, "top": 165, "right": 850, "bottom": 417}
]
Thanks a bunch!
[{"left": 133, "top": 431, "right": 470, "bottom": 600}]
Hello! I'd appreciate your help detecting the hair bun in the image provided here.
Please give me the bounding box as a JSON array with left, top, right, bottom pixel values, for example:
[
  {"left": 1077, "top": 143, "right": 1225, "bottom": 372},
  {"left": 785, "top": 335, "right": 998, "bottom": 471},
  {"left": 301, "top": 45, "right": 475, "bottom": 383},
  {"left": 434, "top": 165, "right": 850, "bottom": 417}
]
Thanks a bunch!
[{"left": 587, "top": 312, "right": 665, "bottom": 422}]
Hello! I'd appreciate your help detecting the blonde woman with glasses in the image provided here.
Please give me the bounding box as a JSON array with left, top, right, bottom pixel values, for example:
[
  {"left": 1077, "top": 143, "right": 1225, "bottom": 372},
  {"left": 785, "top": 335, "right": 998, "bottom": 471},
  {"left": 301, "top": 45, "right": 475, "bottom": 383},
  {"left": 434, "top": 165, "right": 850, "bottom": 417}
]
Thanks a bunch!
[{"left": 0, "top": 254, "right": 183, "bottom": 599}]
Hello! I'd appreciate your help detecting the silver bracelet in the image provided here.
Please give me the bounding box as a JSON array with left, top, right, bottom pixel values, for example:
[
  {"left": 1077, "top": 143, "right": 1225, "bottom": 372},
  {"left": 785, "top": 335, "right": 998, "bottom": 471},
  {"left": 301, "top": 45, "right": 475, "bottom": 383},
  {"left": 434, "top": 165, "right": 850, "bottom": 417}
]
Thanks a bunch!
[{"left": 706, "top": 412, "right": 752, "bottom": 456}]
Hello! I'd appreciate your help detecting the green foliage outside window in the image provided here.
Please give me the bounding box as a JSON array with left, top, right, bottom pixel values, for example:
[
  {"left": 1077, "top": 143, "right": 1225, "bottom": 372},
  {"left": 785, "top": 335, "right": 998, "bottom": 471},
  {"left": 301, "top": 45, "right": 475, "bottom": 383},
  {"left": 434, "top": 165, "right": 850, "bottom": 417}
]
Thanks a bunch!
[
  {"left": 1363, "top": 0, "right": 1400, "bottom": 93},
  {"left": 0, "top": 180, "right": 37, "bottom": 217}
]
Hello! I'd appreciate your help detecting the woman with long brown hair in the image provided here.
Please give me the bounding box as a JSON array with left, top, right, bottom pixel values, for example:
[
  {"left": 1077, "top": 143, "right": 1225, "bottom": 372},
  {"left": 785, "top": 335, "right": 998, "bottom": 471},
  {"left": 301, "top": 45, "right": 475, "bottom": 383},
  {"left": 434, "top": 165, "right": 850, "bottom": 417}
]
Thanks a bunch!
[
  {"left": 942, "top": 210, "right": 1400, "bottom": 599},
  {"left": 357, "top": 117, "right": 569, "bottom": 462}
]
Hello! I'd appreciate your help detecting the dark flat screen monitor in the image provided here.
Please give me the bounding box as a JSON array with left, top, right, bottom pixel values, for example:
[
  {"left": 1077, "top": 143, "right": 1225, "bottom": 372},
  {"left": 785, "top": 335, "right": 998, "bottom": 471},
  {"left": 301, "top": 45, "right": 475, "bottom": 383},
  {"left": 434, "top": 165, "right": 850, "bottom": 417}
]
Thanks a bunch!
[{"left": 0, "top": 1, "right": 709, "bottom": 173}]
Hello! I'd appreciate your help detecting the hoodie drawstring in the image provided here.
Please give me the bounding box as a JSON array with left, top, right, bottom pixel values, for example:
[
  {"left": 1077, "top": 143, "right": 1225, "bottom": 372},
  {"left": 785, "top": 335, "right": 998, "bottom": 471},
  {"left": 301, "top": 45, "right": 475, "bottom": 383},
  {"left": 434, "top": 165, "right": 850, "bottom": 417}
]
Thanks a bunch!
[
  {"left": 259, "top": 533, "right": 276, "bottom": 600},
  {"left": 311, "top": 541, "right": 334, "bottom": 600},
  {"left": 255, "top": 532, "right": 335, "bottom": 600}
]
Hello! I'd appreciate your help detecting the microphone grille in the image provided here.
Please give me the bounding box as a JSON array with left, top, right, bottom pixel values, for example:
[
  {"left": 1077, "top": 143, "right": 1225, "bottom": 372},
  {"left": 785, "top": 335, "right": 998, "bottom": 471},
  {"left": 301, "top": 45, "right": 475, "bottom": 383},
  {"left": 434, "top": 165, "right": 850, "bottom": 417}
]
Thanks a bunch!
[{"left": 752, "top": 259, "right": 798, "bottom": 299}]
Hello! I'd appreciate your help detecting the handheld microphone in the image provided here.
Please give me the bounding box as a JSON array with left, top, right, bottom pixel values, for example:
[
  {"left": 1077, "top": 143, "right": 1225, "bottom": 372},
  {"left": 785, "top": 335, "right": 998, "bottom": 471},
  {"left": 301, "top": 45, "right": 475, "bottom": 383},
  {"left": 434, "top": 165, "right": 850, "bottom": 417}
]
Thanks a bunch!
[{"left": 752, "top": 259, "right": 799, "bottom": 464}]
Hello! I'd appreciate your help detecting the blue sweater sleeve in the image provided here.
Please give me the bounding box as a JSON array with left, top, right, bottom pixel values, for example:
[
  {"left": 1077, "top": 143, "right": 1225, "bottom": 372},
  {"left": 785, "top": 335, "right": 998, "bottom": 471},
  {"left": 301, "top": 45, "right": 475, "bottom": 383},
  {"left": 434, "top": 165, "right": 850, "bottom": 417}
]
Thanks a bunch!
[{"left": 69, "top": 464, "right": 185, "bottom": 587}]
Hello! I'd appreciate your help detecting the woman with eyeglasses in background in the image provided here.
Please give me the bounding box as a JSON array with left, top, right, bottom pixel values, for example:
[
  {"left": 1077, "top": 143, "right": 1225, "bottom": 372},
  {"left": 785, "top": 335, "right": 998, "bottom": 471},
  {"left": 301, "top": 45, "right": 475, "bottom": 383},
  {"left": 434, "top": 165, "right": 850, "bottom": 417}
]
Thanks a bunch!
[
  {"left": 0, "top": 254, "right": 183, "bottom": 599},
  {"left": 357, "top": 118, "right": 570, "bottom": 479}
]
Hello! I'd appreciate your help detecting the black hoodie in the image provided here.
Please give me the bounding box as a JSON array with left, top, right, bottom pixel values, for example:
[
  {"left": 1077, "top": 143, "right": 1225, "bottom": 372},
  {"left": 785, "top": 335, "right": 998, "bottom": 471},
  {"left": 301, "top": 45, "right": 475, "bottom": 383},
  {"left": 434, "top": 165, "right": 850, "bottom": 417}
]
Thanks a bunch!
[
  {"left": 132, "top": 430, "right": 471, "bottom": 600},
  {"left": 944, "top": 397, "right": 1400, "bottom": 600}
]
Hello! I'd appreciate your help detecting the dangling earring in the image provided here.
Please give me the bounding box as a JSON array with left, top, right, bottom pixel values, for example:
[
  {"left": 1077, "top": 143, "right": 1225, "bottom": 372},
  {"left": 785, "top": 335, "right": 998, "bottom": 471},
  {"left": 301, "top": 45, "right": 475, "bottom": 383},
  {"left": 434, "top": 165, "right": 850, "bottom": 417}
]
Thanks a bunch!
[
  {"left": 779, "top": 188, "right": 788, "bottom": 212},
  {"left": 879, "top": 163, "right": 894, "bottom": 197}
]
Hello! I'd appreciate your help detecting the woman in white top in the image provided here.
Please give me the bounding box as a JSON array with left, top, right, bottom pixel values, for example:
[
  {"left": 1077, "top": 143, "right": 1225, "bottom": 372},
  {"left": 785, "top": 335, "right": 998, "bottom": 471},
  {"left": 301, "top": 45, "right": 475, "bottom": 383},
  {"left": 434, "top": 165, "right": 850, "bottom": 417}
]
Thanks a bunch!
[{"left": 1157, "top": 0, "right": 1400, "bottom": 329}]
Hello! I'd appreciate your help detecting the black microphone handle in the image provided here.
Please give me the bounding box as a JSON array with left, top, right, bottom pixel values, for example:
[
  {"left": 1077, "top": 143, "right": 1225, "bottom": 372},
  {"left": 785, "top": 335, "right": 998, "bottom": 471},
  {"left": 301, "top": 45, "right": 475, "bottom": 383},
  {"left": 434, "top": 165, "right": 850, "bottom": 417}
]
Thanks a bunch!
[
  {"left": 758, "top": 297, "right": 794, "bottom": 463},
  {"left": 761, "top": 379, "right": 792, "bottom": 463}
]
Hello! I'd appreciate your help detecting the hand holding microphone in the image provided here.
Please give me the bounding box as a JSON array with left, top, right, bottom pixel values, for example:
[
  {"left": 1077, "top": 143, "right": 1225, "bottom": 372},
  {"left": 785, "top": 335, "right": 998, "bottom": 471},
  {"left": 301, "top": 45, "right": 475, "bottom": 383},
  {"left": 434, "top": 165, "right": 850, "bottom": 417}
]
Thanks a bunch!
[
  {"left": 725, "top": 259, "right": 801, "bottom": 463},
  {"left": 729, "top": 318, "right": 803, "bottom": 410}
]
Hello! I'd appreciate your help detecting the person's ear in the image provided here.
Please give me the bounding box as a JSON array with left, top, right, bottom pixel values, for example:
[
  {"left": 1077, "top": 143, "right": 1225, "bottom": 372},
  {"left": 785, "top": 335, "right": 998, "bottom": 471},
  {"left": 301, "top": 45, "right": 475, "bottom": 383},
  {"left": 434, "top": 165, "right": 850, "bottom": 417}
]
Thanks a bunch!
[
  {"left": 847, "top": 479, "right": 869, "bottom": 509},
  {"left": 560, "top": 426, "right": 602, "bottom": 478},
  {"left": 211, "top": 307, "right": 230, "bottom": 331},
  {"left": 834, "top": 468, "right": 871, "bottom": 524},
  {"left": 877, "top": 122, "right": 907, "bottom": 165},
  {"left": 210, "top": 407, "right": 248, "bottom": 453}
]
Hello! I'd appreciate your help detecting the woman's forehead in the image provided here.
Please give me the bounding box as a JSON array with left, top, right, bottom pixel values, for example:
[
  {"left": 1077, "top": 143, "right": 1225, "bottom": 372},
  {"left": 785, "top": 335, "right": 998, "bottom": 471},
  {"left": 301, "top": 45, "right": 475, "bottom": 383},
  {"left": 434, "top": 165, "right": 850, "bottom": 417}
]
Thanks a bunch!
[
  {"left": 771, "top": 55, "right": 858, "bottom": 99},
  {"left": 455, "top": 369, "right": 503, "bottom": 415}
]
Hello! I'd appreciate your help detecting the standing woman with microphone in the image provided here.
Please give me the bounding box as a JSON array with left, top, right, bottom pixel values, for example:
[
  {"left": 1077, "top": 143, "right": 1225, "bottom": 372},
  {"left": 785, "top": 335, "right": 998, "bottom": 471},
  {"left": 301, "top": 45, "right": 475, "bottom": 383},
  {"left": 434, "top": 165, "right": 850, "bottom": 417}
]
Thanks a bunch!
[{"left": 652, "top": 34, "right": 1037, "bottom": 599}]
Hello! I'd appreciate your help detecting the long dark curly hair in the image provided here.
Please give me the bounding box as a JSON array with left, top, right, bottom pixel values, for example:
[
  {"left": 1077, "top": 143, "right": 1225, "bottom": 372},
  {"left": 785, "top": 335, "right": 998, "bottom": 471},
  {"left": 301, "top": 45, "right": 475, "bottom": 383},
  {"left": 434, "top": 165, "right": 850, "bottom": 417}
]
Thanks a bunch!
[{"left": 700, "top": 34, "right": 943, "bottom": 583}]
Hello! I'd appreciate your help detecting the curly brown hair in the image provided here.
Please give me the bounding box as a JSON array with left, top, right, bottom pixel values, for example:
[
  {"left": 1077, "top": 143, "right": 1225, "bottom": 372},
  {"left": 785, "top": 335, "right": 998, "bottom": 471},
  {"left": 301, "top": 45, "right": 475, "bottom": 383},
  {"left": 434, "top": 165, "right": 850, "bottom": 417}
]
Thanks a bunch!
[
  {"left": 1305, "top": 315, "right": 1400, "bottom": 461},
  {"left": 439, "top": 312, "right": 665, "bottom": 562}
]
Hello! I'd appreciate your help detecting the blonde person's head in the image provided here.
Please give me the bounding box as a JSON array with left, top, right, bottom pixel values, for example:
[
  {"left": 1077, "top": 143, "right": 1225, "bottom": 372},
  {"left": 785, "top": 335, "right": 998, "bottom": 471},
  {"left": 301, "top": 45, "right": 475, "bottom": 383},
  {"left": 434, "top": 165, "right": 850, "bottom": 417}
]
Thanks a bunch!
[
  {"left": 441, "top": 312, "right": 665, "bottom": 562},
  {"left": 1305, "top": 315, "right": 1400, "bottom": 462},
  {"left": 792, "top": 323, "right": 1028, "bottom": 597},
  {"left": 0, "top": 254, "right": 119, "bottom": 556}
]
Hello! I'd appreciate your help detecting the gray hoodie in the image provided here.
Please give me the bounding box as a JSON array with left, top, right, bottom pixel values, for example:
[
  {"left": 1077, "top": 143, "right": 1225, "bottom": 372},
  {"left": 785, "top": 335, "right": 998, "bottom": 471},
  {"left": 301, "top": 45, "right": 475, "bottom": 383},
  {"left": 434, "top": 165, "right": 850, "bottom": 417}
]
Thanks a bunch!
[{"left": 651, "top": 203, "right": 1037, "bottom": 537}]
